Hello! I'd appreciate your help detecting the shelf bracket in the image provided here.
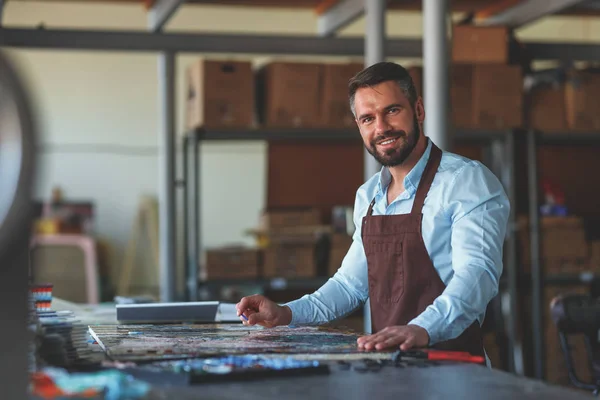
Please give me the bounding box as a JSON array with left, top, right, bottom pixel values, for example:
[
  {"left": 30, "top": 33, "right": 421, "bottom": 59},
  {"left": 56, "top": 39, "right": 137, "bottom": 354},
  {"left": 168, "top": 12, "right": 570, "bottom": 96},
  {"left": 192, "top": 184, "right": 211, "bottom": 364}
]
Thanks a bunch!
[
  {"left": 148, "top": 0, "right": 186, "bottom": 32},
  {"left": 318, "top": 0, "right": 388, "bottom": 37},
  {"left": 475, "top": 0, "right": 588, "bottom": 28}
]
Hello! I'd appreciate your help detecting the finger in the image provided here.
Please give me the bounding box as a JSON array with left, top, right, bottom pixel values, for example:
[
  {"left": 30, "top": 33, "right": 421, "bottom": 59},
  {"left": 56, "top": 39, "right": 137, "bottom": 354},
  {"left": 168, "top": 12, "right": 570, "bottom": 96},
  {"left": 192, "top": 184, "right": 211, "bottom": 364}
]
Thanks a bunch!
[
  {"left": 236, "top": 295, "right": 262, "bottom": 316},
  {"left": 375, "top": 334, "right": 407, "bottom": 350},
  {"left": 357, "top": 334, "right": 379, "bottom": 347},
  {"left": 357, "top": 330, "right": 389, "bottom": 342},
  {"left": 399, "top": 335, "right": 416, "bottom": 351},
  {"left": 365, "top": 334, "right": 397, "bottom": 350},
  {"left": 357, "top": 332, "right": 387, "bottom": 346},
  {"left": 247, "top": 312, "right": 270, "bottom": 326},
  {"left": 358, "top": 333, "right": 392, "bottom": 350},
  {"left": 236, "top": 298, "right": 249, "bottom": 316}
]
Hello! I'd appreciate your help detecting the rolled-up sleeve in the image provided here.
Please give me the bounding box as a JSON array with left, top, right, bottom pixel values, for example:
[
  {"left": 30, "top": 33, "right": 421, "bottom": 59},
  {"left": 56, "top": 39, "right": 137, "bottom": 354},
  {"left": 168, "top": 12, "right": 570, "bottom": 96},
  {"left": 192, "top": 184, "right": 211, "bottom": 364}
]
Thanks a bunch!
[{"left": 409, "top": 161, "right": 510, "bottom": 345}]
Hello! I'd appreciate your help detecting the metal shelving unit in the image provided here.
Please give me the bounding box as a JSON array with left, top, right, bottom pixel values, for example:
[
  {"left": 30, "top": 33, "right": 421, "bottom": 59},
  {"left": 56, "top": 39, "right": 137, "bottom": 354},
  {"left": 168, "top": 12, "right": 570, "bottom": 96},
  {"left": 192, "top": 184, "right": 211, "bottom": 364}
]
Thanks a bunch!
[{"left": 527, "top": 129, "right": 600, "bottom": 380}]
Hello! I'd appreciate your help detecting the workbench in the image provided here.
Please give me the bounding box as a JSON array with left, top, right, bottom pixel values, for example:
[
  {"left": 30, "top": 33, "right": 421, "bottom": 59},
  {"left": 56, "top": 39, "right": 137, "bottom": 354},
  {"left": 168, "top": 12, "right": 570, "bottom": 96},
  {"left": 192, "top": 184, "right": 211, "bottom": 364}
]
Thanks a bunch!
[
  {"left": 45, "top": 300, "right": 589, "bottom": 400},
  {"left": 144, "top": 362, "right": 593, "bottom": 400}
]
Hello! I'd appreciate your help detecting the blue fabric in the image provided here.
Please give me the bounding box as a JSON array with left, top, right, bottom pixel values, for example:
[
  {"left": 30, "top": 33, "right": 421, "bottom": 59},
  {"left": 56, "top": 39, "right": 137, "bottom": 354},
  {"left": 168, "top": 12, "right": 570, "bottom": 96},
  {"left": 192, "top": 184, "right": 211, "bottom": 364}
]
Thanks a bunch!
[{"left": 285, "top": 138, "right": 510, "bottom": 345}]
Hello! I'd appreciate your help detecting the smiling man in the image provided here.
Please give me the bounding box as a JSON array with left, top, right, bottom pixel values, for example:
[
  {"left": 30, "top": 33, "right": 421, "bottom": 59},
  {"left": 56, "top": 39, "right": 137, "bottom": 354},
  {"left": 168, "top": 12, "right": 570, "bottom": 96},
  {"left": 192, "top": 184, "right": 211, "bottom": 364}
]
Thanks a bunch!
[{"left": 236, "top": 62, "right": 510, "bottom": 359}]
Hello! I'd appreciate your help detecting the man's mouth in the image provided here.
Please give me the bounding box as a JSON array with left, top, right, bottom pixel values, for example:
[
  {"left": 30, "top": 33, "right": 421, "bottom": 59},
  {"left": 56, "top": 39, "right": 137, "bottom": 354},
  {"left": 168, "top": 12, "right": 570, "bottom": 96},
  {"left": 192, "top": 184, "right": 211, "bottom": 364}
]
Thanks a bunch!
[{"left": 377, "top": 137, "right": 399, "bottom": 146}]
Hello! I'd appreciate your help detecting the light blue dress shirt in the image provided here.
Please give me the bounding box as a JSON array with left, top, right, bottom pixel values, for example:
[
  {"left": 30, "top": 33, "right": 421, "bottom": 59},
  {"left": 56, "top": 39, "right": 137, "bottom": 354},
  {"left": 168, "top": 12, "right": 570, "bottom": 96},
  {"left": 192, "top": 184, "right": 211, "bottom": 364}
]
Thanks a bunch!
[{"left": 285, "top": 138, "right": 510, "bottom": 345}]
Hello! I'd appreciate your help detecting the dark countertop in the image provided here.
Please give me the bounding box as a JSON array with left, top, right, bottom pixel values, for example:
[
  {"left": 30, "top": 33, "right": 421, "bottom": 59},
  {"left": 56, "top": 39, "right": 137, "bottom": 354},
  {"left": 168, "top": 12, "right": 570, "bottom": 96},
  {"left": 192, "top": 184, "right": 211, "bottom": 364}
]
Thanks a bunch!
[{"left": 143, "top": 361, "right": 593, "bottom": 400}]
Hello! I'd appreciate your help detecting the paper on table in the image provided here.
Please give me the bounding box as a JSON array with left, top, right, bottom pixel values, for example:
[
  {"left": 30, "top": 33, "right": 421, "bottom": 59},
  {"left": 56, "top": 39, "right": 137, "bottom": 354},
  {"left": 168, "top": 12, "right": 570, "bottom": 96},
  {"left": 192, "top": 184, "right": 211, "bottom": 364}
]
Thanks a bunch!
[{"left": 216, "top": 303, "right": 240, "bottom": 322}]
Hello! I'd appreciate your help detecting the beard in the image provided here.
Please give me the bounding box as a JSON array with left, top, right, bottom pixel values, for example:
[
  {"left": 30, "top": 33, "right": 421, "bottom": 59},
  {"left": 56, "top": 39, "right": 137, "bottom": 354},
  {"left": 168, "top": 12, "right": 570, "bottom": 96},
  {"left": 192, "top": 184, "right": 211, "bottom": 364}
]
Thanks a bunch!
[{"left": 365, "top": 115, "right": 420, "bottom": 167}]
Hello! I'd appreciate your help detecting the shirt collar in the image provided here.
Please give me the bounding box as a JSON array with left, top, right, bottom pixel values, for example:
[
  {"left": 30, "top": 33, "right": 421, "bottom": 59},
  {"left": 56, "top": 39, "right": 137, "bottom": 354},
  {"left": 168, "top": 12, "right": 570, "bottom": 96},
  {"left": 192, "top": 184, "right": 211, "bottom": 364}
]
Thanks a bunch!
[{"left": 377, "top": 138, "right": 433, "bottom": 196}]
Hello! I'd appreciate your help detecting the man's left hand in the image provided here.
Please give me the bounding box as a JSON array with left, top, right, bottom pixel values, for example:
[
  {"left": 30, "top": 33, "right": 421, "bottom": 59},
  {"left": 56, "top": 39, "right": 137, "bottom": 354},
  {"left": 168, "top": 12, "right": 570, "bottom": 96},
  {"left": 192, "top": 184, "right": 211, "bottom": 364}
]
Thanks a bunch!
[{"left": 357, "top": 324, "right": 430, "bottom": 351}]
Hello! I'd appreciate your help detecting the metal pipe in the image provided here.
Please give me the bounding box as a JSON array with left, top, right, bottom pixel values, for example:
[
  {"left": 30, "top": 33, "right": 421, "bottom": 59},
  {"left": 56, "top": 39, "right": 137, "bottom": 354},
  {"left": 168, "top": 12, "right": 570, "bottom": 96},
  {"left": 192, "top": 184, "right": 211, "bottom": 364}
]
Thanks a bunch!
[
  {"left": 363, "top": 0, "right": 385, "bottom": 181},
  {"left": 423, "top": 0, "right": 451, "bottom": 151},
  {"left": 158, "top": 51, "right": 176, "bottom": 302},
  {"left": 502, "top": 131, "right": 524, "bottom": 375},
  {"left": 527, "top": 129, "right": 544, "bottom": 379},
  {"left": 362, "top": 0, "right": 386, "bottom": 334},
  {"left": 182, "top": 136, "right": 189, "bottom": 301},
  {"left": 191, "top": 134, "right": 200, "bottom": 302}
]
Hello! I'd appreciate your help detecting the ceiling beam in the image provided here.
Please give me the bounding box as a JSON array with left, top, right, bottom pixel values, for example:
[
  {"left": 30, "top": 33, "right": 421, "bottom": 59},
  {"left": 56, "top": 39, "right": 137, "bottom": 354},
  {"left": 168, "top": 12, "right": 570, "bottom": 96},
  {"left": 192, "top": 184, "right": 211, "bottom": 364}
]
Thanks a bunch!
[
  {"left": 2, "top": 27, "right": 600, "bottom": 62},
  {"left": 0, "top": 27, "right": 422, "bottom": 56},
  {"left": 148, "top": 0, "right": 186, "bottom": 32},
  {"left": 475, "top": 0, "right": 589, "bottom": 28}
]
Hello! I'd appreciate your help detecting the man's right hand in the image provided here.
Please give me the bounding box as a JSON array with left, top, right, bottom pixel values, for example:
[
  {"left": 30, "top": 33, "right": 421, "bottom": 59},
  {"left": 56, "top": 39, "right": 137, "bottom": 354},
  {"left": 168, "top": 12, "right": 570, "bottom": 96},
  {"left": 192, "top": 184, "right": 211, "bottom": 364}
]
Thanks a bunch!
[{"left": 235, "top": 294, "right": 292, "bottom": 328}]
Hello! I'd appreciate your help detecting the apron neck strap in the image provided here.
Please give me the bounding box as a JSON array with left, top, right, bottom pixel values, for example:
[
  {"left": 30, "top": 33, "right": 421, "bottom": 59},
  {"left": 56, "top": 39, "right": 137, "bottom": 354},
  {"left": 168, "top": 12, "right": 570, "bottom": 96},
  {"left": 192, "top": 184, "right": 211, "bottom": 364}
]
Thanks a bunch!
[
  {"left": 366, "top": 197, "right": 376, "bottom": 216},
  {"left": 411, "top": 142, "right": 442, "bottom": 215}
]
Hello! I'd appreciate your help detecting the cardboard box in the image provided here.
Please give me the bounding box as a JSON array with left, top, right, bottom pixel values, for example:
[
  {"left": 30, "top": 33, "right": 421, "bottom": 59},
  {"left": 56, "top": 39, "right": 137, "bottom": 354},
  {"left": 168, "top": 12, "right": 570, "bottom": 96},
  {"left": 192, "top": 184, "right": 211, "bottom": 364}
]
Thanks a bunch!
[
  {"left": 321, "top": 63, "right": 364, "bottom": 128},
  {"left": 204, "top": 247, "right": 261, "bottom": 280},
  {"left": 526, "top": 82, "right": 568, "bottom": 132},
  {"left": 472, "top": 64, "right": 523, "bottom": 129},
  {"left": 256, "top": 62, "right": 322, "bottom": 128},
  {"left": 518, "top": 216, "right": 589, "bottom": 270},
  {"left": 260, "top": 208, "right": 321, "bottom": 230},
  {"left": 185, "top": 60, "right": 254, "bottom": 130},
  {"left": 263, "top": 240, "right": 316, "bottom": 278},
  {"left": 328, "top": 233, "right": 353, "bottom": 276},
  {"left": 590, "top": 240, "right": 600, "bottom": 267},
  {"left": 452, "top": 25, "right": 530, "bottom": 66},
  {"left": 450, "top": 64, "right": 522, "bottom": 129},
  {"left": 565, "top": 69, "right": 600, "bottom": 131},
  {"left": 453, "top": 25, "right": 510, "bottom": 64},
  {"left": 450, "top": 64, "right": 474, "bottom": 128},
  {"left": 407, "top": 66, "right": 423, "bottom": 99}
]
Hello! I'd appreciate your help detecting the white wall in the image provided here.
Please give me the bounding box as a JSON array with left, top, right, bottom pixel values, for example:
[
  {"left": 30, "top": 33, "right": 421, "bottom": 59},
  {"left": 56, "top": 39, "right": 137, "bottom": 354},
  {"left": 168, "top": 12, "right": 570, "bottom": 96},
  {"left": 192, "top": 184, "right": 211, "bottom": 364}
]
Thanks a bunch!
[{"left": 3, "top": 1, "right": 599, "bottom": 297}]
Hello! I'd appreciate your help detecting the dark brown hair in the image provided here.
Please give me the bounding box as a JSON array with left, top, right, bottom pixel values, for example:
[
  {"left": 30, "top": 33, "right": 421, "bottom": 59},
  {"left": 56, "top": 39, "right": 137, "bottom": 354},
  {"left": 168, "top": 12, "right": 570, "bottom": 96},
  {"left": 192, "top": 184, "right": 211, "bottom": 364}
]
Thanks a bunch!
[{"left": 348, "top": 61, "right": 418, "bottom": 117}]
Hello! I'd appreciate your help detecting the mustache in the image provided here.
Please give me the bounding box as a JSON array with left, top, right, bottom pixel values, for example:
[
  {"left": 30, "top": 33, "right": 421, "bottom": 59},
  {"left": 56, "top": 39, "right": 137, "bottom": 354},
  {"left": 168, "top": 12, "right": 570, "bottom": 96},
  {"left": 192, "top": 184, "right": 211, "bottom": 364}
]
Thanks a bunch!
[{"left": 373, "top": 130, "right": 407, "bottom": 144}]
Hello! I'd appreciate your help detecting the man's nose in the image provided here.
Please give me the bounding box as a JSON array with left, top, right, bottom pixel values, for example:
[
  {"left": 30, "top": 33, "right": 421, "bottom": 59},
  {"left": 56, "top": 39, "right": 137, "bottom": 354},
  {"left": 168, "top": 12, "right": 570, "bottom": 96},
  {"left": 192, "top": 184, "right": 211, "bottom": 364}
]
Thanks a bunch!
[{"left": 374, "top": 116, "right": 392, "bottom": 136}]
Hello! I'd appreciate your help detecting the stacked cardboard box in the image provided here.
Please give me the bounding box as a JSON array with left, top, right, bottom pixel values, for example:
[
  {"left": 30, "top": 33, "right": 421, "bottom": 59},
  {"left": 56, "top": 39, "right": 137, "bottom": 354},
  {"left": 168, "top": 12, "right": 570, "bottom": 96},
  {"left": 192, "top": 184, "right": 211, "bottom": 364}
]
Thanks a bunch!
[
  {"left": 590, "top": 240, "right": 600, "bottom": 269},
  {"left": 409, "top": 25, "right": 524, "bottom": 130},
  {"left": 451, "top": 25, "right": 524, "bottom": 130},
  {"left": 328, "top": 233, "right": 353, "bottom": 276},
  {"left": 185, "top": 60, "right": 255, "bottom": 130},
  {"left": 565, "top": 68, "right": 600, "bottom": 131},
  {"left": 204, "top": 247, "right": 261, "bottom": 280},
  {"left": 517, "top": 216, "right": 590, "bottom": 274},
  {"left": 259, "top": 208, "right": 324, "bottom": 278},
  {"left": 185, "top": 58, "right": 364, "bottom": 131},
  {"left": 256, "top": 62, "right": 363, "bottom": 129},
  {"left": 525, "top": 67, "right": 600, "bottom": 132}
]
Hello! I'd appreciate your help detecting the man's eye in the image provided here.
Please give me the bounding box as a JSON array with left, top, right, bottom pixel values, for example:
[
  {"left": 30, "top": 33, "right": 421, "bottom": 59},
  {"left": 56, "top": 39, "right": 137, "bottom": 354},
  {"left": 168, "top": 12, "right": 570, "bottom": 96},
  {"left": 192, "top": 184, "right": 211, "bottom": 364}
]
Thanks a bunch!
[
  {"left": 388, "top": 107, "right": 400, "bottom": 114},
  {"left": 362, "top": 117, "right": 373, "bottom": 124}
]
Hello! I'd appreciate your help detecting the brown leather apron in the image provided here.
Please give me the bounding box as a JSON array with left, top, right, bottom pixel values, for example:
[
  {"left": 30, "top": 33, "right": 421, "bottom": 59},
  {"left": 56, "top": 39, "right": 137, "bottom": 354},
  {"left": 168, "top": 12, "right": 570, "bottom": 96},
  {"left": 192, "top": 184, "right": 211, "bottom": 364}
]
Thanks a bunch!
[{"left": 361, "top": 142, "right": 485, "bottom": 357}]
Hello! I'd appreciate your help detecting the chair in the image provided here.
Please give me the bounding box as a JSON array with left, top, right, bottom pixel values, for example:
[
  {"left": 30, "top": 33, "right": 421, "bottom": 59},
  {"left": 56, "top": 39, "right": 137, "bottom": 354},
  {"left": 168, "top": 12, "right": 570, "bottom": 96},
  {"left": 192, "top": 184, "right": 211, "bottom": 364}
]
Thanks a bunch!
[
  {"left": 29, "top": 234, "right": 99, "bottom": 304},
  {"left": 550, "top": 293, "right": 600, "bottom": 394}
]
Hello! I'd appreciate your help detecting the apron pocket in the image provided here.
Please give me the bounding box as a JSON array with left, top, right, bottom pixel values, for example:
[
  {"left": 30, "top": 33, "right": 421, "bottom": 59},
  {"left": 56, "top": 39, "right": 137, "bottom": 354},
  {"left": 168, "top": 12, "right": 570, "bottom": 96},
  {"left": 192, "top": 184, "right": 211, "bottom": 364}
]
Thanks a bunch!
[{"left": 366, "top": 242, "right": 404, "bottom": 303}]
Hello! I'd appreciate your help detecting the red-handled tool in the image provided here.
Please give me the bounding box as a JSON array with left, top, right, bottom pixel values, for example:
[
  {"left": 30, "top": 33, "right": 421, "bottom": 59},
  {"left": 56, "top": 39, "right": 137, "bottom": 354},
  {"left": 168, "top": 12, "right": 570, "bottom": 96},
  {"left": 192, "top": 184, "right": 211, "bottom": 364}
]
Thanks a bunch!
[{"left": 394, "top": 349, "right": 485, "bottom": 364}]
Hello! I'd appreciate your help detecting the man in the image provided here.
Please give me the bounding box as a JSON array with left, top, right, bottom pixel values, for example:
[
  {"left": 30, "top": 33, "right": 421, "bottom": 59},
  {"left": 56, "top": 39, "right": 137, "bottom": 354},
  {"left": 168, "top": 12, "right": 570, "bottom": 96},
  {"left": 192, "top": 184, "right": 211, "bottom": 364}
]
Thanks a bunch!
[{"left": 236, "top": 62, "right": 510, "bottom": 356}]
